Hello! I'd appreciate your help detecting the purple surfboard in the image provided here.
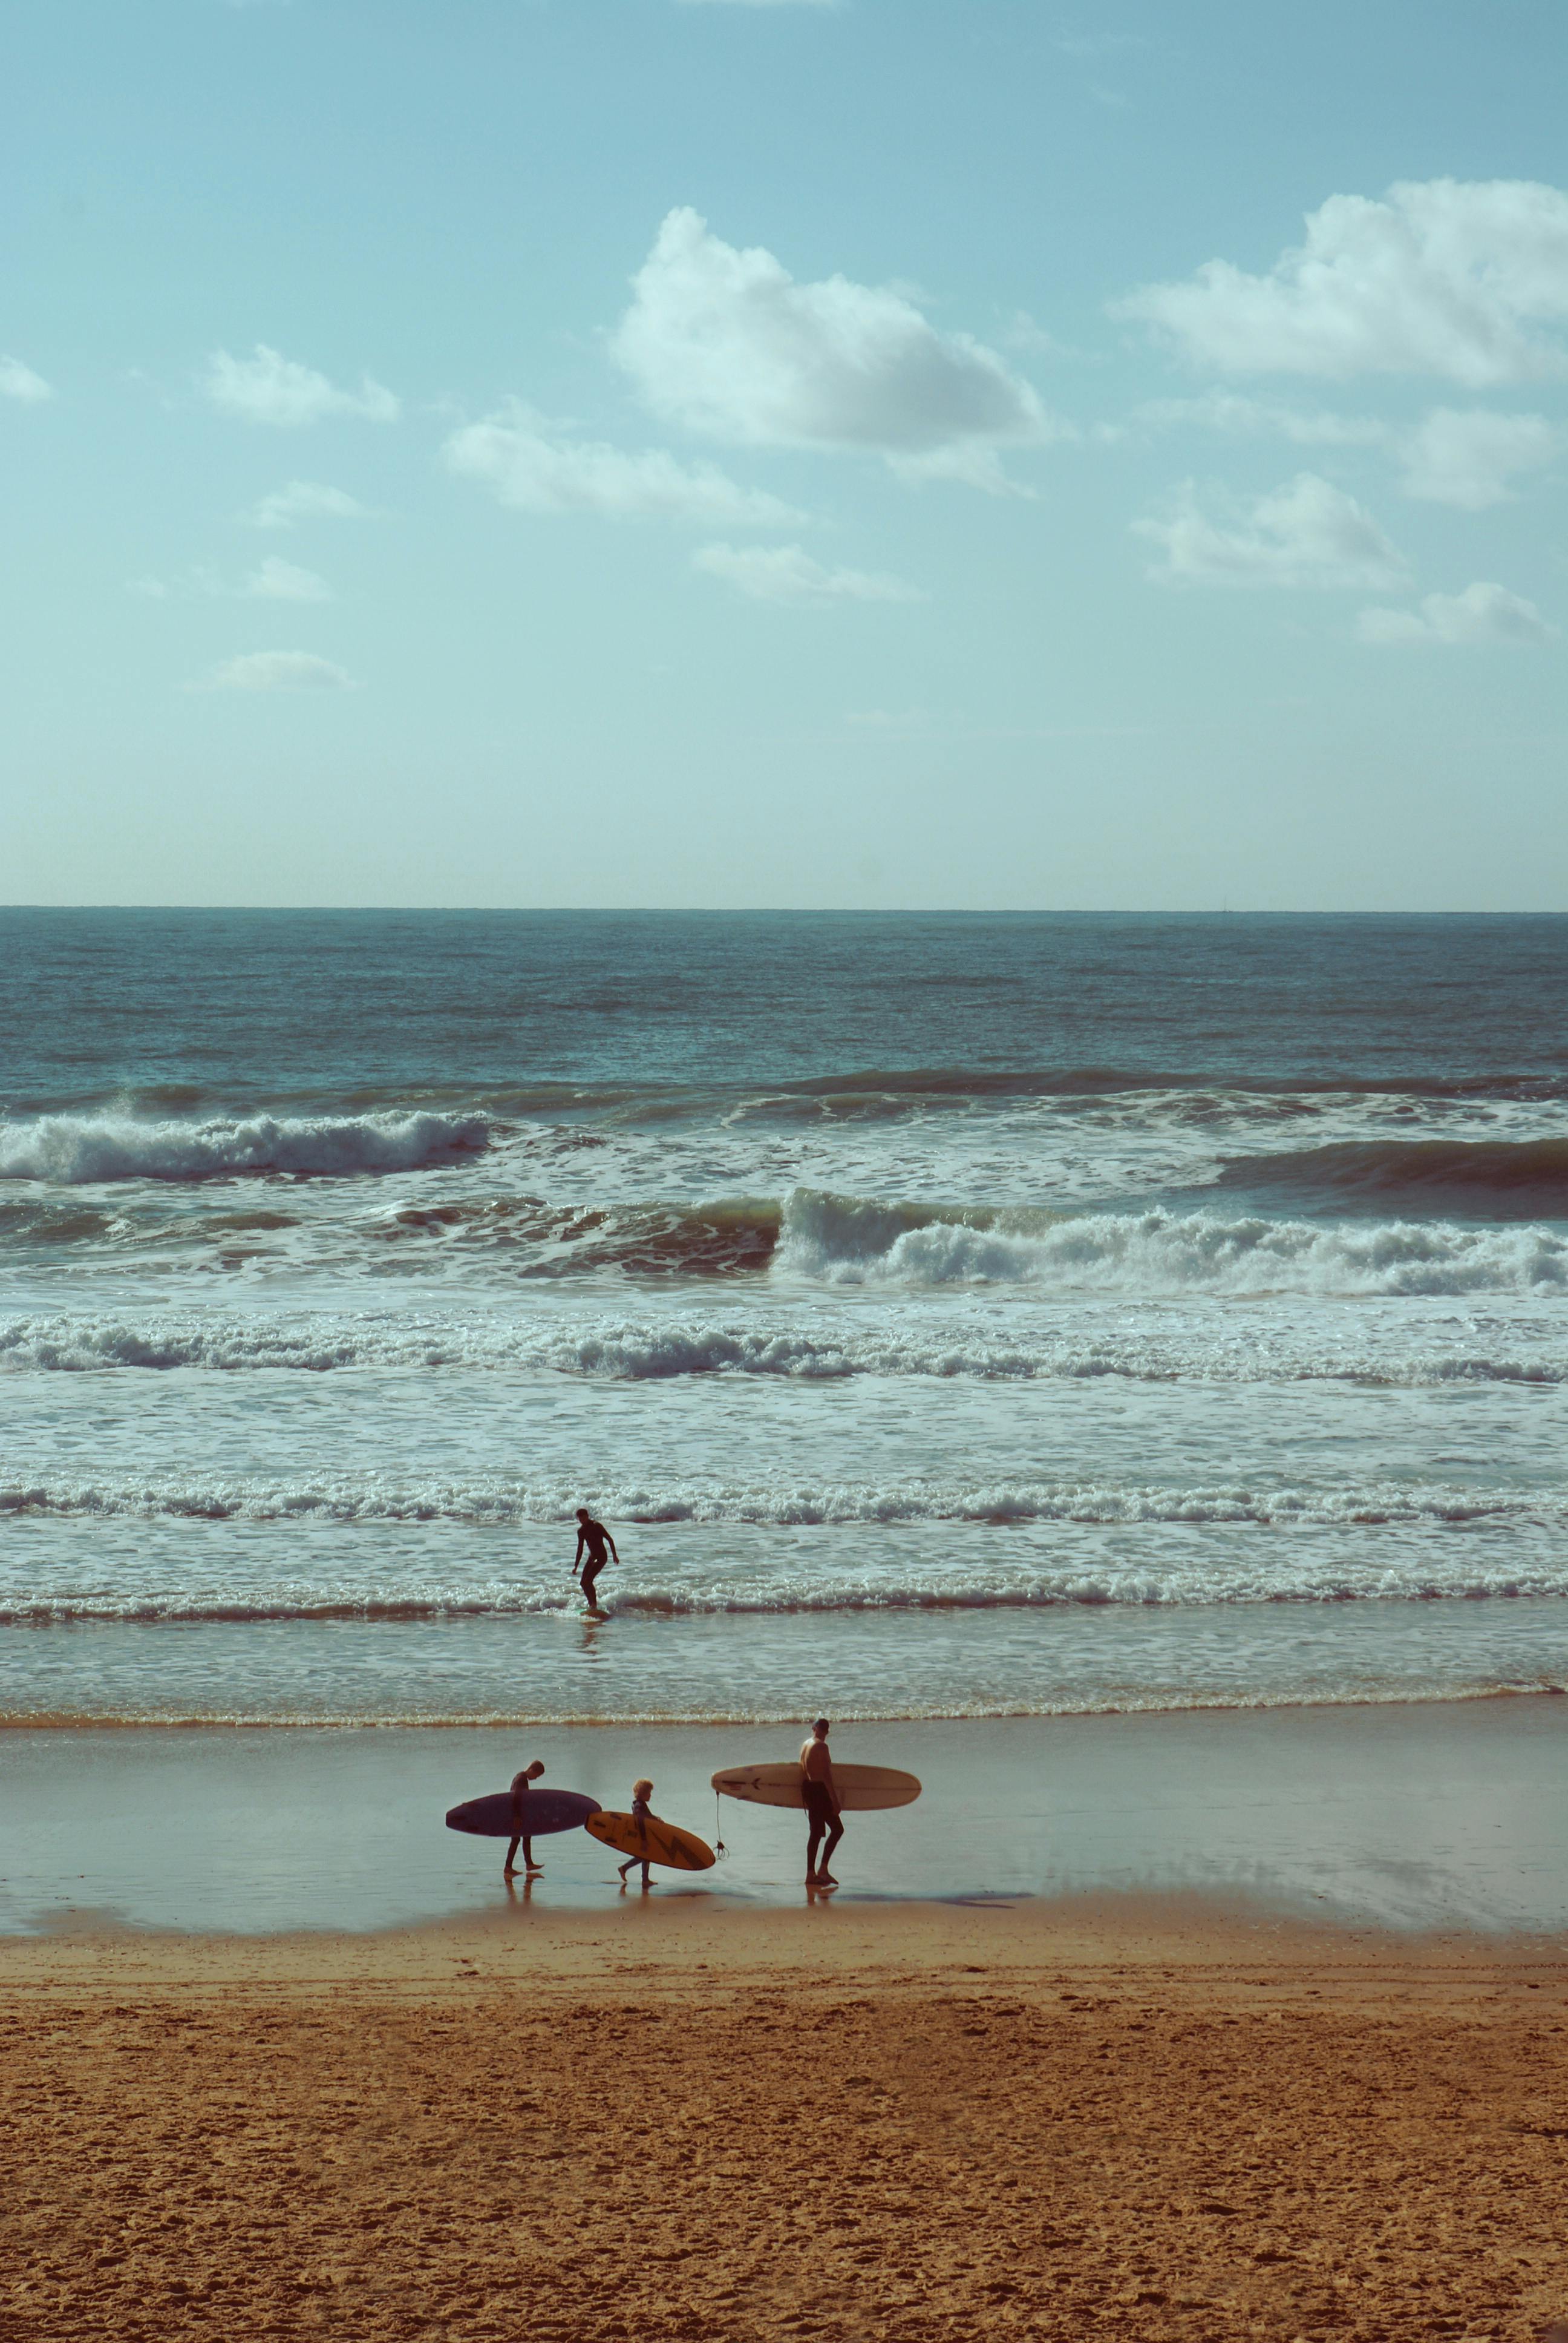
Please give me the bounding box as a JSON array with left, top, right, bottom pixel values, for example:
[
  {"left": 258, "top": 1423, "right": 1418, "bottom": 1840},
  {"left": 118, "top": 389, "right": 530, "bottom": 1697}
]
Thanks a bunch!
[{"left": 445, "top": 1789, "right": 601, "bottom": 1839}]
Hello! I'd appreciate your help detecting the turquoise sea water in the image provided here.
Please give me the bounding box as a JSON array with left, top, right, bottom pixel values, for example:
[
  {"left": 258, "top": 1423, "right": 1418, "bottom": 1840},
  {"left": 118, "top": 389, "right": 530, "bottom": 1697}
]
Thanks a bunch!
[{"left": 2, "top": 909, "right": 1566, "bottom": 1724}]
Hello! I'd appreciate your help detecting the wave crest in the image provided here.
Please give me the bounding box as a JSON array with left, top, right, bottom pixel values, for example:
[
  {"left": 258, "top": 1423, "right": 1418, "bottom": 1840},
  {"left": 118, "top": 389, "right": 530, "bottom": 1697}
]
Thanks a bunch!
[
  {"left": 1217, "top": 1136, "right": 1568, "bottom": 1219},
  {"left": 3, "top": 1309, "right": 1566, "bottom": 1385},
  {"left": 3, "top": 1473, "right": 1563, "bottom": 1529},
  {"left": 774, "top": 1187, "right": 1568, "bottom": 1294},
  {"left": 0, "top": 1109, "right": 492, "bottom": 1184}
]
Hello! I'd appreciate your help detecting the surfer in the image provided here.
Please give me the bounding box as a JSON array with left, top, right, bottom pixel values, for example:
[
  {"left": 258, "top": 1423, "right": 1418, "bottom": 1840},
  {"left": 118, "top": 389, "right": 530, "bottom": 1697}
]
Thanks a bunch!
[
  {"left": 618, "top": 1777, "right": 655, "bottom": 1889},
  {"left": 572, "top": 1507, "right": 619, "bottom": 1611},
  {"left": 801, "top": 1718, "right": 843, "bottom": 1887},
  {"left": 504, "top": 1758, "right": 547, "bottom": 1877}
]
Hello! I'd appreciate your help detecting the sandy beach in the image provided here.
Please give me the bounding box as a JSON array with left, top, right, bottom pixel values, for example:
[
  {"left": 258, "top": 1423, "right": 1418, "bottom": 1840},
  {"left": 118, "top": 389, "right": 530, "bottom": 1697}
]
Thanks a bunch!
[
  {"left": 5, "top": 1893, "right": 1567, "bottom": 2342},
  {"left": 5, "top": 1703, "right": 1568, "bottom": 2339}
]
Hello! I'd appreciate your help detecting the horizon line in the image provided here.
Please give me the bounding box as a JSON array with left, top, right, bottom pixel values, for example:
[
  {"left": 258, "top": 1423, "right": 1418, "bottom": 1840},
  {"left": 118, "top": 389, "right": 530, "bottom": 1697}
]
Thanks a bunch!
[{"left": 4, "top": 903, "right": 1567, "bottom": 920}]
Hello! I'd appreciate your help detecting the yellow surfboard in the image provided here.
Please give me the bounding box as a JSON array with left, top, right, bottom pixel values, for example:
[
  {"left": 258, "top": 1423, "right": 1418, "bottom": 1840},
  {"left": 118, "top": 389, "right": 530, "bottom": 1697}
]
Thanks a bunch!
[{"left": 586, "top": 1810, "right": 715, "bottom": 1872}]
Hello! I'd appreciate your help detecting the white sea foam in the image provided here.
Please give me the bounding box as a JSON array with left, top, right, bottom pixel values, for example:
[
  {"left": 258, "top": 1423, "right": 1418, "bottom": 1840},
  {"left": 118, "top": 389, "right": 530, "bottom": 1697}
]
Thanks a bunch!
[
  {"left": 5, "top": 1552, "right": 1567, "bottom": 1620},
  {"left": 2, "top": 1308, "right": 1566, "bottom": 1384},
  {"left": 4, "top": 1470, "right": 1564, "bottom": 1532},
  {"left": 0, "top": 1109, "right": 491, "bottom": 1184},
  {"left": 774, "top": 1187, "right": 1568, "bottom": 1295}
]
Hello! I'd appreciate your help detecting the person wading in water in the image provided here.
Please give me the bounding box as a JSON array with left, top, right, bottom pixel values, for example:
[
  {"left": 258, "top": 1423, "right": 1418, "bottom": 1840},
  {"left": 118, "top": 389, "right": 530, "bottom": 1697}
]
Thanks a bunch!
[
  {"left": 572, "top": 1507, "right": 619, "bottom": 1611},
  {"left": 802, "top": 1717, "right": 844, "bottom": 1887},
  {"left": 504, "top": 1758, "right": 546, "bottom": 1878}
]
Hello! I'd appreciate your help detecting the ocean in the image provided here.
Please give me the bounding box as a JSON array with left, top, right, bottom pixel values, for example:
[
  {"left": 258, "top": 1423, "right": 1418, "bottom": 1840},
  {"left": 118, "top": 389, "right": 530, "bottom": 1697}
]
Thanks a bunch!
[{"left": 2, "top": 908, "right": 1566, "bottom": 1730}]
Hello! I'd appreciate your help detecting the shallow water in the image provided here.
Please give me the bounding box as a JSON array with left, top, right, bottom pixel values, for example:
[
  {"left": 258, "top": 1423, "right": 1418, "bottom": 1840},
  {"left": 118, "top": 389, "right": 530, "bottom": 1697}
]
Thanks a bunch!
[{"left": 5, "top": 1702, "right": 1565, "bottom": 1936}]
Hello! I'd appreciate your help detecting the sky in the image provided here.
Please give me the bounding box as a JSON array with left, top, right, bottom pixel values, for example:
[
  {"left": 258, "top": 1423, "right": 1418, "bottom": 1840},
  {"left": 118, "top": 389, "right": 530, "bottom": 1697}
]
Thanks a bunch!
[{"left": 4, "top": 0, "right": 1567, "bottom": 909}]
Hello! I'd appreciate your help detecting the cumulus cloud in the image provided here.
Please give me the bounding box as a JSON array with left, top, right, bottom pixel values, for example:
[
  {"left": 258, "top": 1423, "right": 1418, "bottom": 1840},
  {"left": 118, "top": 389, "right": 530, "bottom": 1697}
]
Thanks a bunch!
[
  {"left": 443, "top": 400, "right": 802, "bottom": 525},
  {"left": 612, "top": 208, "right": 1053, "bottom": 485},
  {"left": 196, "top": 650, "right": 356, "bottom": 692},
  {"left": 243, "top": 479, "right": 379, "bottom": 528},
  {"left": 202, "top": 344, "right": 399, "bottom": 426},
  {"left": 1135, "top": 472, "right": 1408, "bottom": 590},
  {"left": 1, "top": 355, "right": 53, "bottom": 402},
  {"left": 1117, "top": 178, "right": 1568, "bottom": 385},
  {"left": 692, "top": 543, "right": 926, "bottom": 603},
  {"left": 1357, "top": 582, "right": 1555, "bottom": 647},
  {"left": 1396, "top": 407, "right": 1558, "bottom": 508}
]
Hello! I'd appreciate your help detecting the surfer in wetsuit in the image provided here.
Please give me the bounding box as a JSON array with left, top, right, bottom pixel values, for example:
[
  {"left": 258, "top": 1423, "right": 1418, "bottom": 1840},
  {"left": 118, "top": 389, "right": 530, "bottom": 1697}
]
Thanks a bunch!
[
  {"left": 572, "top": 1507, "right": 619, "bottom": 1611},
  {"left": 618, "top": 1777, "right": 655, "bottom": 1889},
  {"left": 802, "top": 1718, "right": 843, "bottom": 1887},
  {"left": 504, "top": 1758, "right": 546, "bottom": 1877}
]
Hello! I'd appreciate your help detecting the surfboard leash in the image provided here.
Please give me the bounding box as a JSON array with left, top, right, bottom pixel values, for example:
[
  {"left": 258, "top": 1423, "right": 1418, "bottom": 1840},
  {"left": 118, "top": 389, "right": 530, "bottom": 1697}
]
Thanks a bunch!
[{"left": 713, "top": 1788, "right": 727, "bottom": 1861}]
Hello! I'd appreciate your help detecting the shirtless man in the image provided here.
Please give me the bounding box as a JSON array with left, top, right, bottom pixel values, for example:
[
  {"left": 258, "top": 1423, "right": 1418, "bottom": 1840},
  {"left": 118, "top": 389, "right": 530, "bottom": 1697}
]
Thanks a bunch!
[
  {"left": 572, "top": 1507, "right": 619, "bottom": 1611},
  {"left": 801, "top": 1717, "right": 843, "bottom": 1887}
]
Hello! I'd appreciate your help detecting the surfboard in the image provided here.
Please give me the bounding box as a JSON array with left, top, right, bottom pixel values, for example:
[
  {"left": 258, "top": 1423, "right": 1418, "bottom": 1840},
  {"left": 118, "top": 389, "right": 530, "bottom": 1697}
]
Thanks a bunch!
[
  {"left": 586, "top": 1810, "right": 716, "bottom": 1872},
  {"left": 445, "top": 1789, "right": 601, "bottom": 1838},
  {"left": 711, "top": 1762, "right": 921, "bottom": 1812}
]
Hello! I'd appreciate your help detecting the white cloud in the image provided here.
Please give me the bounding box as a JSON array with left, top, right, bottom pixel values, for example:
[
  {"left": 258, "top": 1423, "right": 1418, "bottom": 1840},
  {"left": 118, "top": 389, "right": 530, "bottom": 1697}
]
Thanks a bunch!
[
  {"left": 1396, "top": 407, "right": 1558, "bottom": 508},
  {"left": 1135, "top": 390, "right": 1559, "bottom": 510},
  {"left": 1135, "top": 472, "right": 1408, "bottom": 590},
  {"left": 197, "top": 650, "right": 356, "bottom": 692},
  {"left": 243, "top": 479, "right": 379, "bottom": 528},
  {"left": 1357, "top": 582, "right": 1555, "bottom": 646},
  {"left": 244, "top": 557, "right": 331, "bottom": 601},
  {"left": 1117, "top": 178, "right": 1568, "bottom": 385},
  {"left": 612, "top": 208, "right": 1053, "bottom": 485},
  {"left": 1, "top": 355, "right": 53, "bottom": 402},
  {"left": 1135, "top": 392, "right": 1387, "bottom": 447},
  {"left": 692, "top": 542, "right": 925, "bottom": 603},
  {"left": 443, "top": 400, "right": 802, "bottom": 525},
  {"left": 202, "top": 344, "right": 399, "bottom": 426},
  {"left": 128, "top": 559, "right": 332, "bottom": 602}
]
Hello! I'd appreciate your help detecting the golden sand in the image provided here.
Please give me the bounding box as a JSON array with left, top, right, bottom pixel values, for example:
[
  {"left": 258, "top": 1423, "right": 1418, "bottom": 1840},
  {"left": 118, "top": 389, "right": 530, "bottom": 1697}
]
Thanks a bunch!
[{"left": 4, "top": 1896, "right": 1566, "bottom": 2341}]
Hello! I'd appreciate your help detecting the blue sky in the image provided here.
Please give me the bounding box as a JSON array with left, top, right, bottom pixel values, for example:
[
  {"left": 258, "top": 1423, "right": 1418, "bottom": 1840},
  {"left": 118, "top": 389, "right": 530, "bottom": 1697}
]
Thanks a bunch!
[{"left": 5, "top": 0, "right": 1567, "bottom": 907}]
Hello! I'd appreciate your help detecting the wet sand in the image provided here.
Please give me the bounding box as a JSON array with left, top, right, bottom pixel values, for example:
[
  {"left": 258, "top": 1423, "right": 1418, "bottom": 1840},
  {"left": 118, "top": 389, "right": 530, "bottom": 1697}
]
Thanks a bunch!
[
  {"left": 6, "top": 1695, "right": 1568, "bottom": 1937},
  {"left": 4, "top": 1894, "right": 1568, "bottom": 2341}
]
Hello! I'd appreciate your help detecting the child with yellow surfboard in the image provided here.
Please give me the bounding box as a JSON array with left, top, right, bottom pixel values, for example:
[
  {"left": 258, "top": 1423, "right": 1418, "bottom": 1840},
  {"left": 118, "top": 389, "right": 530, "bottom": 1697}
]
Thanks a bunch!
[
  {"left": 618, "top": 1778, "right": 655, "bottom": 1887},
  {"left": 586, "top": 1779, "right": 716, "bottom": 1879}
]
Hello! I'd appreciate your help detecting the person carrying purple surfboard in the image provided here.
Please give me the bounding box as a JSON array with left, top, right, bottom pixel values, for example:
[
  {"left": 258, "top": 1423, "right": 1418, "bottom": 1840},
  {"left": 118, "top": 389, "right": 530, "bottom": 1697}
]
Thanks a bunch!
[{"left": 504, "top": 1758, "right": 546, "bottom": 1877}]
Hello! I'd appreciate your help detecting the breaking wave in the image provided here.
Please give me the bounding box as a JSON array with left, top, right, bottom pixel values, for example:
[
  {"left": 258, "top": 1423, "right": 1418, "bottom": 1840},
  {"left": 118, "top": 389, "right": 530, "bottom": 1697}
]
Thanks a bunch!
[
  {"left": 0, "top": 1109, "right": 493, "bottom": 1184},
  {"left": 2, "top": 1307, "right": 1567, "bottom": 1386},
  {"left": 4, "top": 1473, "right": 1565, "bottom": 1531},
  {"left": 774, "top": 1187, "right": 1568, "bottom": 1294}
]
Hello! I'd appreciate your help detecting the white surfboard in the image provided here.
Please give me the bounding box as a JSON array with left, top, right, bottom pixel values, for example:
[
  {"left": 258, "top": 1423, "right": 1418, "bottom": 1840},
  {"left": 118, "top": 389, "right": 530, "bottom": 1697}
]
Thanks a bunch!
[{"left": 711, "top": 1761, "right": 921, "bottom": 1812}]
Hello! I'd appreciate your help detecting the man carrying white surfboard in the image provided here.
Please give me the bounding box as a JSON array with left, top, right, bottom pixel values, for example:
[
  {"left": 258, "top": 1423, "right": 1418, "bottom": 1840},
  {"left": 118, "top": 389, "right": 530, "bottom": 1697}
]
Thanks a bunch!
[{"left": 801, "top": 1719, "right": 843, "bottom": 1887}]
